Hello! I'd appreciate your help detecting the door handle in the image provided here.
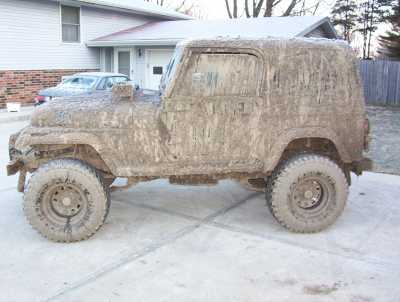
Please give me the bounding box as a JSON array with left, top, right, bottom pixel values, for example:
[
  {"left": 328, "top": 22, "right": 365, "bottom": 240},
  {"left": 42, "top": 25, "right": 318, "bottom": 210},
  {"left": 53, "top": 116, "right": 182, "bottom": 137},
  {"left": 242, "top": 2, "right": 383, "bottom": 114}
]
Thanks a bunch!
[
  {"left": 235, "top": 102, "right": 253, "bottom": 114},
  {"left": 164, "top": 101, "right": 193, "bottom": 112}
]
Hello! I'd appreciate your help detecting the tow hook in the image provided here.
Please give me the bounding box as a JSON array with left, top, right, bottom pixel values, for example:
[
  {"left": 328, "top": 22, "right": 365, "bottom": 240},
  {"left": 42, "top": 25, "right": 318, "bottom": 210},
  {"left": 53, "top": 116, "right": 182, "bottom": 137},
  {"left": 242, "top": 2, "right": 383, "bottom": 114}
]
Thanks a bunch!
[
  {"left": 18, "top": 170, "right": 27, "bottom": 192},
  {"left": 6, "top": 159, "right": 23, "bottom": 176}
]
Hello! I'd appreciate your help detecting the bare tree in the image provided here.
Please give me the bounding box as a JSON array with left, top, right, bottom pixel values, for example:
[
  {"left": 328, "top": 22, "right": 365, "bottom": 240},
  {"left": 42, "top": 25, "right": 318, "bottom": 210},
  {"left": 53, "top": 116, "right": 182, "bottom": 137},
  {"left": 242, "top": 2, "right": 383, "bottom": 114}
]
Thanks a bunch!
[
  {"left": 144, "top": 0, "right": 166, "bottom": 6},
  {"left": 224, "top": 0, "right": 307, "bottom": 18},
  {"left": 225, "top": 0, "right": 238, "bottom": 18},
  {"left": 144, "top": 0, "right": 204, "bottom": 18}
]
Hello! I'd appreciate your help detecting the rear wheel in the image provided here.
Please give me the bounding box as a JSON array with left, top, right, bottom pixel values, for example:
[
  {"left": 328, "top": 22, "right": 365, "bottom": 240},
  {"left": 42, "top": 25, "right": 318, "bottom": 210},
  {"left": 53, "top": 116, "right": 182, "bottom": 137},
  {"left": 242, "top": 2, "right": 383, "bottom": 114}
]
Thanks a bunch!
[
  {"left": 266, "top": 154, "right": 348, "bottom": 233},
  {"left": 24, "top": 159, "right": 110, "bottom": 242}
]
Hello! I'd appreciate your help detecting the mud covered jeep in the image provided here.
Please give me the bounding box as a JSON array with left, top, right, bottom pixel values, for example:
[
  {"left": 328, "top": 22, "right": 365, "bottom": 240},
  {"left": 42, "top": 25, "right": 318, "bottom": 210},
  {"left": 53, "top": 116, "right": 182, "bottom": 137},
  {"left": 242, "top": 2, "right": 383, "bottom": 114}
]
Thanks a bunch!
[{"left": 7, "top": 38, "right": 371, "bottom": 242}]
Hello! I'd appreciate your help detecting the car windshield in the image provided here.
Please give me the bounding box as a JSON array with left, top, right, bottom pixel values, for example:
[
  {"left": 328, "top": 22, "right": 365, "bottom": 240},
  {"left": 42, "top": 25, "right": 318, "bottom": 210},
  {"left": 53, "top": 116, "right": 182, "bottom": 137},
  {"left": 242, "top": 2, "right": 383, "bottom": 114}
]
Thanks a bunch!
[
  {"left": 160, "top": 46, "right": 184, "bottom": 95},
  {"left": 61, "top": 76, "right": 98, "bottom": 89}
]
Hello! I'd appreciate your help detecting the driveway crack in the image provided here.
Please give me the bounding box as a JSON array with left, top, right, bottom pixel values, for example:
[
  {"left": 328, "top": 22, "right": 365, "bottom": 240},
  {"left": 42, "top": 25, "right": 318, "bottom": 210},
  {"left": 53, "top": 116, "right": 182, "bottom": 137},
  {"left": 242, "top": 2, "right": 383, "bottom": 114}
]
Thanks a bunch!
[{"left": 44, "top": 192, "right": 259, "bottom": 301}]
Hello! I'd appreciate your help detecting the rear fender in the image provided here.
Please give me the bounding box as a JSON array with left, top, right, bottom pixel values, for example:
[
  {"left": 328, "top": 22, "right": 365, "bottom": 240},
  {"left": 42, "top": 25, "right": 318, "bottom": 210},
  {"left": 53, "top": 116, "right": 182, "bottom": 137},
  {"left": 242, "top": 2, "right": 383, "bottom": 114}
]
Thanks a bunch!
[{"left": 264, "top": 127, "right": 351, "bottom": 172}]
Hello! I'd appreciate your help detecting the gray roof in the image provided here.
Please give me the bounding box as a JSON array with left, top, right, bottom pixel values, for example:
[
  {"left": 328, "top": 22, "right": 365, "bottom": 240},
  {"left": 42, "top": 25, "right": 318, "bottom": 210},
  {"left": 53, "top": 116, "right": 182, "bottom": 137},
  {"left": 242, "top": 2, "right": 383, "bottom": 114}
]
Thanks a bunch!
[
  {"left": 50, "top": 0, "right": 192, "bottom": 20},
  {"left": 88, "top": 16, "right": 338, "bottom": 47},
  {"left": 73, "top": 72, "right": 128, "bottom": 77}
]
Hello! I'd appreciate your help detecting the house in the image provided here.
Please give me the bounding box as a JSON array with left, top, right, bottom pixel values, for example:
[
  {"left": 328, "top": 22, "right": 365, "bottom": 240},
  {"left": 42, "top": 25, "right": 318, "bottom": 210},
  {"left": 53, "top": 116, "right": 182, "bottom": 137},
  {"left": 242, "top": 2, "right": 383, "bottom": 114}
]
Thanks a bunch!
[
  {"left": 0, "top": 0, "right": 191, "bottom": 106},
  {"left": 0, "top": 0, "right": 337, "bottom": 106}
]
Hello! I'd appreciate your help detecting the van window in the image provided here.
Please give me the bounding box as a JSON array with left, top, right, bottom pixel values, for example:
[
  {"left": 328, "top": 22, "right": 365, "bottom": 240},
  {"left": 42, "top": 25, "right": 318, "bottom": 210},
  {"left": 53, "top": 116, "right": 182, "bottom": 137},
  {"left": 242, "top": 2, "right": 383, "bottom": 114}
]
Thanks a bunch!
[{"left": 175, "top": 52, "right": 259, "bottom": 97}]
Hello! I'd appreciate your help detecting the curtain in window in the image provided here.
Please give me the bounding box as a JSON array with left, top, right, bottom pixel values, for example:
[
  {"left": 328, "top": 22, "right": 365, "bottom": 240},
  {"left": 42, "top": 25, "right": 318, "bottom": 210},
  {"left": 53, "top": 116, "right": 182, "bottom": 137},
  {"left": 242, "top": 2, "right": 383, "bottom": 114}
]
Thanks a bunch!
[{"left": 62, "top": 6, "right": 80, "bottom": 42}]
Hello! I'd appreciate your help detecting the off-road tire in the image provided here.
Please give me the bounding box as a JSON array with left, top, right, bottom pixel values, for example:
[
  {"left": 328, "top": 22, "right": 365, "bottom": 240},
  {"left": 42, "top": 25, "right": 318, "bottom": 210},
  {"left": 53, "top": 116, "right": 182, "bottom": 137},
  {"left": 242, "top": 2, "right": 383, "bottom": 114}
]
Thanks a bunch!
[
  {"left": 24, "top": 159, "right": 110, "bottom": 242},
  {"left": 266, "top": 154, "right": 348, "bottom": 233}
]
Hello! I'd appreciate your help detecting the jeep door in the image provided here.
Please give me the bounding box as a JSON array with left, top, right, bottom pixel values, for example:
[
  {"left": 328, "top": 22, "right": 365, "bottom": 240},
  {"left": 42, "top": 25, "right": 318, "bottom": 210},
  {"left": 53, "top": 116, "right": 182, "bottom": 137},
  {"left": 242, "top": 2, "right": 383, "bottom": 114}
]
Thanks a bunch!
[{"left": 162, "top": 48, "right": 263, "bottom": 172}]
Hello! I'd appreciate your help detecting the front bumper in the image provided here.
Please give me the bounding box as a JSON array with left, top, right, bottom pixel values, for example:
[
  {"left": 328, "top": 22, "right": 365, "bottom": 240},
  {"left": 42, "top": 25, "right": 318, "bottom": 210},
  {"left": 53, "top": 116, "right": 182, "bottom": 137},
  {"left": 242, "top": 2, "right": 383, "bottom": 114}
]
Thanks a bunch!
[
  {"left": 6, "top": 160, "right": 26, "bottom": 192},
  {"left": 6, "top": 131, "right": 27, "bottom": 192},
  {"left": 6, "top": 159, "right": 23, "bottom": 176}
]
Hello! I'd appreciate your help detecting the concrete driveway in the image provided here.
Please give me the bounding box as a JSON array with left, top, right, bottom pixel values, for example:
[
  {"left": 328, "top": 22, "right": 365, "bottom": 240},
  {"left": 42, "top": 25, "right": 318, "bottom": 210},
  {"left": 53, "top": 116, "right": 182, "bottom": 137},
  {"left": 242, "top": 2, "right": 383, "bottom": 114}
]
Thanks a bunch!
[{"left": 1, "top": 121, "right": 399, "bottom": 302}]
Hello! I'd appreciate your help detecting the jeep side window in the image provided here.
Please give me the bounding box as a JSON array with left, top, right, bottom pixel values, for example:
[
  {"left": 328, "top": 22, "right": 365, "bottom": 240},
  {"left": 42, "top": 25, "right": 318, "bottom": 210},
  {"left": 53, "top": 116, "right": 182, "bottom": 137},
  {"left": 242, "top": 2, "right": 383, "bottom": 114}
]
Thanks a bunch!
[{"left": 174, "top": 52, "right": 259, "bottom": 97}]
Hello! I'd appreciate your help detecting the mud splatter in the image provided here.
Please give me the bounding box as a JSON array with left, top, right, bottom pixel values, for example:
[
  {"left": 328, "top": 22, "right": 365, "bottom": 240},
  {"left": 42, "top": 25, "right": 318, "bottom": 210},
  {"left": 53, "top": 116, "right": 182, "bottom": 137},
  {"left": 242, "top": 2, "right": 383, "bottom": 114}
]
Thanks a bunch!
[
  {"left": 273, "top": 278, "right": 298, "bottom": 286},
  {"left": 303, "top": 283, "right": 339, "bottom": 295},
  {"left": 350, "top": 295, "right": 374, "bottom": 302}
]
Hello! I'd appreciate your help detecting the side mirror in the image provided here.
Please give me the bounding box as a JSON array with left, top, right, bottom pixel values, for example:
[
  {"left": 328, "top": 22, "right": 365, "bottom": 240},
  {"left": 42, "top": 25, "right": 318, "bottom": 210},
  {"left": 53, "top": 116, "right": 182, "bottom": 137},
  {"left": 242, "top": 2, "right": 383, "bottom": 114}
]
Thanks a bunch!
[{"left": 112, "top": 83, "right": 134, "bottom": 101}]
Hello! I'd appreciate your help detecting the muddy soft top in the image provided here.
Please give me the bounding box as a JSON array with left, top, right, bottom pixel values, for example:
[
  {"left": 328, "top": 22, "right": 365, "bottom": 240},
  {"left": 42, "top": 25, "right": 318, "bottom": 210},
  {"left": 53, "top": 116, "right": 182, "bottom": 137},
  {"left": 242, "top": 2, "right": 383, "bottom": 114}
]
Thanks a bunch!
[{"left": 179, "top": 37, "right": 350, "bottom": 52}]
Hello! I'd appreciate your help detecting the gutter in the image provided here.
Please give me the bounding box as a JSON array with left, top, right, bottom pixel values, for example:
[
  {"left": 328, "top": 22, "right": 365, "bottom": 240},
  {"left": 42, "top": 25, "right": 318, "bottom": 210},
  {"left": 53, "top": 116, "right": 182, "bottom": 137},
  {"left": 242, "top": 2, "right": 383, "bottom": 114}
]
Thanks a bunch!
[{"left": 53, "top": 0, "right": 193, "bottom": 20}]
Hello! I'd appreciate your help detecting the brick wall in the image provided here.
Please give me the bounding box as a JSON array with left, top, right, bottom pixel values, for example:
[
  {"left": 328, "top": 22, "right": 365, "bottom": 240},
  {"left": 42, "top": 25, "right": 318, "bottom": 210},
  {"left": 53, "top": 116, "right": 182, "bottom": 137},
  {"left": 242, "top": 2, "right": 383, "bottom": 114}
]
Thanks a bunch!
[{"left": 0, "top": 69, "right": 99, "bottom": 107}]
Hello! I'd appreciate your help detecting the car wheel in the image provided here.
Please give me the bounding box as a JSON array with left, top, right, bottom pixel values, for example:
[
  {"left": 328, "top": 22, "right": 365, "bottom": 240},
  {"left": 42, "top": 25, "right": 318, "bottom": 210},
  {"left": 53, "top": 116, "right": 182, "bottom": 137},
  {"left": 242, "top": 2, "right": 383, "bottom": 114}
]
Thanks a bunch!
[
  {"left": 24, "top": 159, "right": 110, "bottom": 242},
  {"left": 266, "top": 154, "right": 348, "bottom": 233}
]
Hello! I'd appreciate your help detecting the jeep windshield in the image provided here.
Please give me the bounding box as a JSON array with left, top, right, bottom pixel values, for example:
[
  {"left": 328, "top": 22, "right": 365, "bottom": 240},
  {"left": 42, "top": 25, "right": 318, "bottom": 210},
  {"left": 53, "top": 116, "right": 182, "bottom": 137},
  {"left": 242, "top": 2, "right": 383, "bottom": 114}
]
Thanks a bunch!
[{"left": 160, "top": 46, "right": 183, "bottom": 95}]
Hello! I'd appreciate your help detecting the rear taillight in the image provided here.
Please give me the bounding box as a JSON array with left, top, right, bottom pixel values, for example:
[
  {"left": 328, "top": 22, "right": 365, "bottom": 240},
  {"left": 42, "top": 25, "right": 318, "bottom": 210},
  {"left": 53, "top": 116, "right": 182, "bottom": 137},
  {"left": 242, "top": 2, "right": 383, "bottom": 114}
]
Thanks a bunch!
[
  {"left": 34, "top": 95, "right": 45, "bottom": 102},
  {"left": 363, "top": 118, "right": 370, "bottom": 150}
]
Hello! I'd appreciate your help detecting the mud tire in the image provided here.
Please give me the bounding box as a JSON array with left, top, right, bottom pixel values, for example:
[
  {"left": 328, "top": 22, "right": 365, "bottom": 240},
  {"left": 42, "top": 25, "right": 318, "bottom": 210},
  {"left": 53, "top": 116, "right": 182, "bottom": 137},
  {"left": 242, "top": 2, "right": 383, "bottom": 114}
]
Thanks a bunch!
[
  {"left": 266, "top": 154, "right": 348, "bottom": 233},
  {"left": 24, "top": 159, "right": 110, "bottom": 242}
]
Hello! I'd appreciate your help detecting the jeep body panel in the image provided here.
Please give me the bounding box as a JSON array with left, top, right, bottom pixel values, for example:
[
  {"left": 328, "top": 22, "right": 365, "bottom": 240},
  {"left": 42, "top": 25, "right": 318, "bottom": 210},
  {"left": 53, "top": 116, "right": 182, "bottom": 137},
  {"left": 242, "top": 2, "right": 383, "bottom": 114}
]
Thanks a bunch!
[{"left": 9, "top": 38, "right": 368, "bottom": 182}]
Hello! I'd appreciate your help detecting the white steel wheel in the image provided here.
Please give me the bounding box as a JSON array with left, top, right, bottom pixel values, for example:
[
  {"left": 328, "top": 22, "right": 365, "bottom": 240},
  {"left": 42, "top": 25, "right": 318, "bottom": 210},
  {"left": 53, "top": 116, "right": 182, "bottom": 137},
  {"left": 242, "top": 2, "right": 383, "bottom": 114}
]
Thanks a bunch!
[
  {"left": 266, "top": 154, "right": 348, "bottom": 233},
  {"left": 24, "top": 159, "right": 110, "bottom": 242}
]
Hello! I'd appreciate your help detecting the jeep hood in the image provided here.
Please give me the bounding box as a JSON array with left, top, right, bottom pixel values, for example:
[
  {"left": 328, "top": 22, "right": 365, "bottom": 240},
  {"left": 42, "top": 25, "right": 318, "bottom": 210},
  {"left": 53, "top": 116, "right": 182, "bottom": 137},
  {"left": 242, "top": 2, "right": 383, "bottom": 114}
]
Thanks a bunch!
[
  {"left": 30, "top": 91, "right": 161, "bottom": 129},
  {"left": 39, "top": 86, "right": 92, "bottom": 98}
]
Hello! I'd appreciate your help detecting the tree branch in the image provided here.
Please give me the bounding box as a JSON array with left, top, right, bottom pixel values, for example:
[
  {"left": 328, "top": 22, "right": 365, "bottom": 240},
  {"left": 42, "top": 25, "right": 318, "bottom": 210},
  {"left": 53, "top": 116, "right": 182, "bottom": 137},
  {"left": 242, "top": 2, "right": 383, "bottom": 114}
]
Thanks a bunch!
[
  {"left": 255, "top": 0, "right": 265, "bottom": 16},
  {"left": 175, "top": 0, "right": 187, "bottom": 11},
  {"left": 282, "top": 0, "right": 299, "bottom": 16},
  {"left": 244, "top": 0, "right": 251, "bottom": 17},
  {"left": 225, "top": 0, "right": 233, "bottom": 18},
  {"left": 264, "top": 0, "right": 274, "bottom": 16}
]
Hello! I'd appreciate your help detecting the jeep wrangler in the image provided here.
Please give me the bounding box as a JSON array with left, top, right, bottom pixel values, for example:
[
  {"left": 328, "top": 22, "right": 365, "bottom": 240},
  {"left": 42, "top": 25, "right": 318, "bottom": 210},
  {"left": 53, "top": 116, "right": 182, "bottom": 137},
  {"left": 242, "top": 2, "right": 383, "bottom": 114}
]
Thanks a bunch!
[{"left": 7, "top": 38, "right": 372, "bottom": 242}]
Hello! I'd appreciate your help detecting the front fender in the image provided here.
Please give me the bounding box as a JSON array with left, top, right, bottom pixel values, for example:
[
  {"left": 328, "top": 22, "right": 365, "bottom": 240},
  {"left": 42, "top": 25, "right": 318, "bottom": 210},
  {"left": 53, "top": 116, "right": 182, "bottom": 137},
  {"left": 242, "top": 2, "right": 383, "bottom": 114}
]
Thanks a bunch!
[
  {"left": 264, "top": 127, "right": 351, "bottom": 172},
  {"left": 14, "top": 127, "right": 117, "bottom": 174}
]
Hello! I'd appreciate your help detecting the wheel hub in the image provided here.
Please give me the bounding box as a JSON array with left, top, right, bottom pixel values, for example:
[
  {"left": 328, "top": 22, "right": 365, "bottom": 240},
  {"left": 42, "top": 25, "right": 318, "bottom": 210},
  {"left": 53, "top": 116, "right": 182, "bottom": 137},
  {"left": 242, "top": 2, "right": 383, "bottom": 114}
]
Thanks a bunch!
[
  {"left": 62, "top": 197, "right": 72, "bottom": 207},
  {"left": 292, "top": 179, "right": 323, "bottom": 209},
  {"left": 50, "top": 185, "right": 84, "bottom": 218}
]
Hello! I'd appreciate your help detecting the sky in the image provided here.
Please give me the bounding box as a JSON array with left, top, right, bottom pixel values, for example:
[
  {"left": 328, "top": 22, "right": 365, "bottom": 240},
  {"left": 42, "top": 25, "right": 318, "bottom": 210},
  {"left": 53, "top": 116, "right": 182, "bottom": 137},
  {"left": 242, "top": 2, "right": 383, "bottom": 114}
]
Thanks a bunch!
[
  {"left": 195, "top": 0, "right": 228, "bottom": 19},
  {"left": 180, "top": 0, "right": 334, "bottom": 19},
  {"left": 165, "top": 0, "right": 389, "bottom": 56}
]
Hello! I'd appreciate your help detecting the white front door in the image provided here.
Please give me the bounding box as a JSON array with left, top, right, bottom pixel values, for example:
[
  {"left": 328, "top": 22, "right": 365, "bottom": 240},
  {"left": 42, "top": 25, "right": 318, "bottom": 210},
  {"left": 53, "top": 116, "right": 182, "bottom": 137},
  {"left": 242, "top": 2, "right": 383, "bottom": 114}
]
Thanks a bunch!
[{"left": 145, "top": 49, "right": 174, "bottom": 90}]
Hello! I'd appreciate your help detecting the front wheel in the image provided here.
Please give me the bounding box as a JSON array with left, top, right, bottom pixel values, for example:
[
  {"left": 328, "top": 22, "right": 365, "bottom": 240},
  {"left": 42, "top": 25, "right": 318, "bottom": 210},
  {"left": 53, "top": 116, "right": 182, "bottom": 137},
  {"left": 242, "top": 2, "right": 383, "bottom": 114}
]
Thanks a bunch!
[
  {"left": 266, "top": 154, "right": 348, "bottom": 233},
  {"left": 24, "top": 159, "right": 110, "bottom": 242}
]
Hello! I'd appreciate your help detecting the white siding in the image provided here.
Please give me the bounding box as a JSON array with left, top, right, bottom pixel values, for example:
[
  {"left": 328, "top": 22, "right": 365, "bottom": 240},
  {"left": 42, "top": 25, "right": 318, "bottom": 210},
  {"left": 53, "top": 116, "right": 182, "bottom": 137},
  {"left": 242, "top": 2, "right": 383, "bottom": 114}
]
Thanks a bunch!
[{"left": 0, "top": 0, "right": 155, "bottom": 70}]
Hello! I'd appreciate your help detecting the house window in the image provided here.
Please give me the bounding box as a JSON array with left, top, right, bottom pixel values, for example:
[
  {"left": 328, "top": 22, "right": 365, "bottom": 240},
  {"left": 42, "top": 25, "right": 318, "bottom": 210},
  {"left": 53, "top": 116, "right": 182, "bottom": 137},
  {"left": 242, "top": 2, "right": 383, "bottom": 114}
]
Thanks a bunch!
[{"left": 61, "top": 5, "right": 80, "bottom": 42}]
